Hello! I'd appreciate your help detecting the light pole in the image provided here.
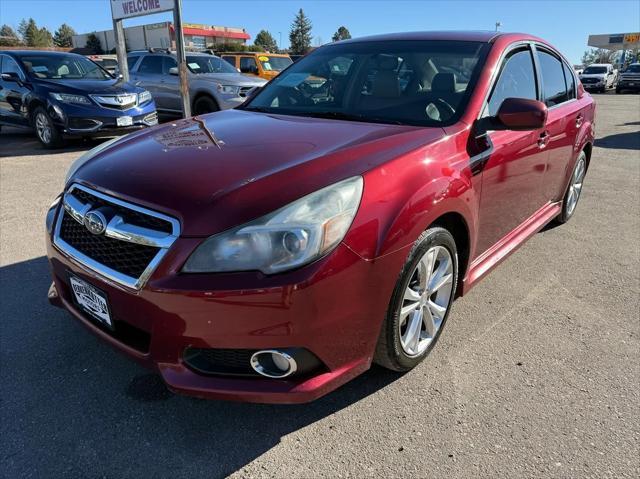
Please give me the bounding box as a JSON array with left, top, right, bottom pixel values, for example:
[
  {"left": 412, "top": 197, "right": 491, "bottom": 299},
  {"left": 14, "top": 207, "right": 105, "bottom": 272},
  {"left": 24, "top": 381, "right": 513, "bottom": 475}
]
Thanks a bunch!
[
  {"left": 495, "top": 21, "right": 502, "bottom": 32},
  {"left": 278, "top": 31, "right": 282, "bottom": 51}
]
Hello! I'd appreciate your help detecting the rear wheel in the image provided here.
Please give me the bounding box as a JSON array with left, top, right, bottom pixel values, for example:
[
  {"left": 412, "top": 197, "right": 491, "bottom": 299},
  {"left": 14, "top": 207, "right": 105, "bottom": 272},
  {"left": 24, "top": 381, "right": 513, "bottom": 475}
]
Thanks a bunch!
[
  {"left": 193, "top": 96, "right": 219, "bottom": 115},
  {"left": 374, "top": 227, "right": 458, "bottom": 371},
  {"left": 556, "top": 151, "right": 587, "bottom": 224},
  {"left": 32, "top": 106, "right": 63, "bottom": 148}
]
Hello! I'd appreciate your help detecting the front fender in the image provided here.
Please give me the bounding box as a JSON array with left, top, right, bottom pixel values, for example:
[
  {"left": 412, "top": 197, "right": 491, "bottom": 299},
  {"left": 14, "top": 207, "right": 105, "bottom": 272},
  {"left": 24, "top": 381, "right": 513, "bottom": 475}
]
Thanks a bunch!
[{"left": 343, "top": 145, "right": 478, "bottom": 261}]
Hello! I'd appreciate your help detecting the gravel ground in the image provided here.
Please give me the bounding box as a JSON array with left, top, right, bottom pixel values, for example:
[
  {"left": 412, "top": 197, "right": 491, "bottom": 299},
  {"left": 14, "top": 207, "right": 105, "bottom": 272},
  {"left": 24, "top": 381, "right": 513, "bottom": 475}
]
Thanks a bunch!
[{"left": 1, "top": 93, "right": 639, "bottom": 478}]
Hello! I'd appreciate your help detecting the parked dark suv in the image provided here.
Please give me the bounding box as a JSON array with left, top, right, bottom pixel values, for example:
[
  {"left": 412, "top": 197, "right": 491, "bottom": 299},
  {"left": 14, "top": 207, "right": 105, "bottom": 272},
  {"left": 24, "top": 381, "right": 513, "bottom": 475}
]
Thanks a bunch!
[{"left": 0, "top": 50, "right": 157, "bottom": 148}]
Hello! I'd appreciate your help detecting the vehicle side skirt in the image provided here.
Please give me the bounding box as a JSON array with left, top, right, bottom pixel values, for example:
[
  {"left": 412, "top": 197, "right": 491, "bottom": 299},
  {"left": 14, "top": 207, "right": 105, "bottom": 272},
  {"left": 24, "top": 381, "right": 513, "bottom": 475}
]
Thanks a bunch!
[{"left": 462, "top": 201, "right": 561, "bottom": 295}]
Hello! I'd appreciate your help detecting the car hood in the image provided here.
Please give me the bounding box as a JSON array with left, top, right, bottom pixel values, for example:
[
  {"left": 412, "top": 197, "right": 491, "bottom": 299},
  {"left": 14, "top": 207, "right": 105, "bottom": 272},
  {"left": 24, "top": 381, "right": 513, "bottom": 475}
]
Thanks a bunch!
[
  {"left": 191, "top": 72, "right": 266, "bottom": 86},
  {"left": 70, "top": 109, "right": 444, "bottom": 236},
  {"left": 37, "top": 78, "right": 142, "bottom": 94}
]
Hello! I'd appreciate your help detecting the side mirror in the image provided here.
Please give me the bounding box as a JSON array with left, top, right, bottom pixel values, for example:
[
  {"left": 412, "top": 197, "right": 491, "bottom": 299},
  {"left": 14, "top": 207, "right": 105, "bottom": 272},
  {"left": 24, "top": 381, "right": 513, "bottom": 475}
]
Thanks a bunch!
[
  {"left": 169, "top": 67, "right": 179, "bottom": 75},
  {"left": 1, "top": 72, "right": 22, "bottom": 84},
  {"left": 495, "top": 97, "right": 547, "bottom": 131}
]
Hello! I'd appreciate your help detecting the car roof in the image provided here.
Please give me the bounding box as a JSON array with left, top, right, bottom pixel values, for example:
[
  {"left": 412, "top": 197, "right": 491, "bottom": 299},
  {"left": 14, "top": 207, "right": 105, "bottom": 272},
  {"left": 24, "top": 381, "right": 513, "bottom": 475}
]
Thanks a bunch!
[
  {"left": 337, "top": 31, "right": 502, "bottom": 44},
  {"left": 1, "top": 50, "right": 82, "bottom": 57}
]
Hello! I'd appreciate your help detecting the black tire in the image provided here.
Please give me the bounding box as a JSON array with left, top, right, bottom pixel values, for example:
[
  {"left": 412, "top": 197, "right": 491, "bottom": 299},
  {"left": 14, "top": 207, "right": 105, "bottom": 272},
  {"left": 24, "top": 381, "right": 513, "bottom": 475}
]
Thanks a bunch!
[
  {"left": 374, "top": 227, "right": 458, "bottom": 372},
  {"left": 556, "top": 150, "right": 587, "bottom": 224},
  {"left": 615, "top": 88, "right": 621, "bottom": 94},
  {"left": 193, "top": 96, "right": 219, "bottom": 115},
  {"left": 32, "top": 106, "right": 63, "bottom": 148}
]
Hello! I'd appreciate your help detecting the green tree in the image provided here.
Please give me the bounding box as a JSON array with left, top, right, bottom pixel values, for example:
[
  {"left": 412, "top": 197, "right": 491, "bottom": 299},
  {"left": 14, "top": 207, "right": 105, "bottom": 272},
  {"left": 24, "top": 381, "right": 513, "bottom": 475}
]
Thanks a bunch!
[
  {"left": 581, "top": 48, "right": 618, "bottom": 65},
  {"left": 53, "top": 23, "right": 76, "bottom": 47},
  {"left": 254, "top": 29, "right": 278, "bottom": 52},
  {"left": 17, "top": 18, "right": 52, "bottom": 47},
  {"left": 331, "top": 26, "right": 351, "bottom": 42},
  {"left": 85, "top": 33, "right": 104, "bottom": 54},
  {"left": 289, "top": 8, "right": 312, "bottom": 55},
  {"left": 0, "top": 24, "right": 22, "bottom": 46}
]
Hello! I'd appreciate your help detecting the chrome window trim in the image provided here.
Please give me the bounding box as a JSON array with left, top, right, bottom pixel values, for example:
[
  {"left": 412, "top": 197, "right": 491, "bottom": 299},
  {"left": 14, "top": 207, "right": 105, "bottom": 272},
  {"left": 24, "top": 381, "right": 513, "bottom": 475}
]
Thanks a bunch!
[{"left": 53, "top": 183, "right": 180, "bottom": 290}]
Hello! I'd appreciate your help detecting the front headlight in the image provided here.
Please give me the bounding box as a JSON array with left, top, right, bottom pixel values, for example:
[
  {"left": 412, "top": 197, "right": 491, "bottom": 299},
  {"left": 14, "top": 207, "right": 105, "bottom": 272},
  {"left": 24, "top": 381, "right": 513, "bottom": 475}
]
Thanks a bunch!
[
  {"left": 217, "top": 84, "right": 240, "bottom": 95},
  {"left": 50, "top": 92, "right": 91, "bottom": 105},
  {"left": 183, "top": 176, "right": 364, "bottom": 274},
  {"left": 138, "top": 90, "right": 152, "bottom": 104},
  {"left": 65, "top": 136, "right": 122, "bottom": 184}
]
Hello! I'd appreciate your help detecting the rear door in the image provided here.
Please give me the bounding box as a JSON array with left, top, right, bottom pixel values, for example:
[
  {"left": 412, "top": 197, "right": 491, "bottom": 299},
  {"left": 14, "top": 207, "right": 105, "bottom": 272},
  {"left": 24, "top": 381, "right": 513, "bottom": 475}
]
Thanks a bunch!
[
  {"left": 476, "top": 45, "right": 549, "bottom": 254},
  {"left": 534, "top": 46, "right": 583, "bottom": 202},
  {"left": 0, "top": 55, "right": 30, "bottom": 127}
]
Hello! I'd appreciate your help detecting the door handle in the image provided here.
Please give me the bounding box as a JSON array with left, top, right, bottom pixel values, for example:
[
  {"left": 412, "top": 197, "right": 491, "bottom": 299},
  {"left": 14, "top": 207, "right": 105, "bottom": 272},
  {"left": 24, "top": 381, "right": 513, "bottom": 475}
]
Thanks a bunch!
[
  {"left": 575, "top": 114, "right": 584, "bottom": 128},
  {"left": 537, "top": 131, "right": 550, "bottom": 149}
]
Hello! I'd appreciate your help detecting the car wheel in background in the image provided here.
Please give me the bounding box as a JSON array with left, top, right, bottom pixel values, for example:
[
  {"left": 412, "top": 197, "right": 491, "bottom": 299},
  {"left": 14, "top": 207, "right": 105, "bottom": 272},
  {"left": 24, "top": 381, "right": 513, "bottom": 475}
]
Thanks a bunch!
[
  {"left": 32, "top": 106, "right": 63, "bottom": 148},
  {"left": 193, "top": 96, "right": 219, "bottom": 115},
  {"left": 556, "top": 151, "right": 587, "bottom": 224},
  {"left": 374, "top": 227, "right": 458, "bottom": 372}
]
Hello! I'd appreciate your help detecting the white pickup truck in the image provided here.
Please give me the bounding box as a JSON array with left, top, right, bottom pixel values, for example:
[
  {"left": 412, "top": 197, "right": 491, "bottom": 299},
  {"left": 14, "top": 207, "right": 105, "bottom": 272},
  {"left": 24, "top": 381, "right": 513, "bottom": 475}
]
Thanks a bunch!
[{"left": 579, "top": 63, "right": 618, "bottom": 93}]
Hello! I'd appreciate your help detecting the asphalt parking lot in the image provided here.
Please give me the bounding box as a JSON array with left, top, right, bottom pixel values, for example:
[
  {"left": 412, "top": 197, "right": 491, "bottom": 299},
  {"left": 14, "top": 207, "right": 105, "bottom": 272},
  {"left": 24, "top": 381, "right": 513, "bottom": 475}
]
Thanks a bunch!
[{"left": 1, "top": 93, "right": 639, "bottom": 478}]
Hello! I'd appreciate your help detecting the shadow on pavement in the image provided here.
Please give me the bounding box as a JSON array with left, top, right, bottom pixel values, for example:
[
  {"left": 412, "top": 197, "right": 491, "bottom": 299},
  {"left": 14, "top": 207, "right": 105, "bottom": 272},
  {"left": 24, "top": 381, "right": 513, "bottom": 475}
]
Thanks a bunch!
[
  {"left": 0, "top": 256, "right": 400, "bottom": 477},
  {"left": 0, "top": 126, "right": 102, "bottom": 157},
  {"left": 594, "top": 131, "right": 640, "bottom": 150}
]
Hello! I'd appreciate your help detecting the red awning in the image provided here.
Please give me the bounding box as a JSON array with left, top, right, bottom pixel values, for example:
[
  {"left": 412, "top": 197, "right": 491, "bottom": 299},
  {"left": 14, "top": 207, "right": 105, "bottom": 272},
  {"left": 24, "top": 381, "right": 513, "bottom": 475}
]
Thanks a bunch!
[{"left": 172, "top": 25, "right": 250, "bottom": 40}]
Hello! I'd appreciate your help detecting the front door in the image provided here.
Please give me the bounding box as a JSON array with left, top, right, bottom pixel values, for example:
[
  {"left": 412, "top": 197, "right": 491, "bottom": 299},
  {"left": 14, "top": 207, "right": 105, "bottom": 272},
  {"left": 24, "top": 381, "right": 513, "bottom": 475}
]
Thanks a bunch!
[
  {"left": 132, "top": 55, "right": 166, "bottom": 110},
  {"left": 0, "top": 55, "right": 30, "bottom": 127},
  {"left": 476, "top": 45, "right": 548, "bottom": 255}
]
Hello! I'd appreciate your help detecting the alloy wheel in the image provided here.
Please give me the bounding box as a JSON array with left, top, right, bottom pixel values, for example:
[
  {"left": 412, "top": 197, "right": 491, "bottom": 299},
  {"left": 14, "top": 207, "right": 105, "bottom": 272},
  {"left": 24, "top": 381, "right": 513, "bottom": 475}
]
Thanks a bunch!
[
  {"left": 399, "top": 245, "right": 454, "bottom": 357},
  {"left": 35, "top": 113, "right": 52, "bottom": 144},
  {"left": 566, "top": 156, "right": 586, "bottom": 217}
]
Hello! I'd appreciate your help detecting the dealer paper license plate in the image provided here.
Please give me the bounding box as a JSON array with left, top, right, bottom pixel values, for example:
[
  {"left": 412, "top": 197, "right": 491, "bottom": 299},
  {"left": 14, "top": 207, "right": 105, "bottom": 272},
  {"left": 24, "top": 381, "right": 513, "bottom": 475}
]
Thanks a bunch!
[
  {"left": 117, "top": 116, "right": 133, "bottom": 127},
  {"left": 69, "top": 275, "right": 112, "bottom": 327}
]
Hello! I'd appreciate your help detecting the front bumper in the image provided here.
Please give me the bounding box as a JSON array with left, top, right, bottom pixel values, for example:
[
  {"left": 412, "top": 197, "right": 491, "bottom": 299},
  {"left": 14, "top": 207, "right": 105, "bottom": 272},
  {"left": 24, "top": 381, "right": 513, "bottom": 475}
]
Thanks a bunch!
[
  {"left": 45, "top": 203, "right": 408, "bottom": 403},
  {"left": 617, "top": 81, "right": 640, "bottom": 91},
  {"left": 48, "top": 99, "right": 158, "bottom": 136}
]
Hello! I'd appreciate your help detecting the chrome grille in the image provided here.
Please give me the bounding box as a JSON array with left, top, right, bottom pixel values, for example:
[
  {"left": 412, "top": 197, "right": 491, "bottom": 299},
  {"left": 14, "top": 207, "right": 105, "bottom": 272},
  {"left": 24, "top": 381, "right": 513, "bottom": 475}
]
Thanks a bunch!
[
  {"left": 239, "top": 86, "right": 254, "bottom": 98},
  {"left": 90, "top": 93, "right": 138, "bottom": 110},
  {"left": 53, "top": 184, "right": 180, "bottom": 289}
]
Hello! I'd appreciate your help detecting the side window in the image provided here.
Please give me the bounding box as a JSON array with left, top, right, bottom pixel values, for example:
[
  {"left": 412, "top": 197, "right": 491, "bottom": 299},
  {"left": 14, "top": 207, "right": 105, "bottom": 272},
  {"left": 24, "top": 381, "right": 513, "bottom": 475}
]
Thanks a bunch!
[
  {"left": 239, "top": 56, "right": 258, "bottom": 74},
  {"left": 562, "top": 62, "right": 576, "bottom": 100},
  {"left": 163, "top": 56, "right": 177, "bottom": 74},
  {"left": 538, "top": 50, "right": 568, "bottom": 107},
  {"left": 488, "top": 49, "right": 537, "bottom": 116},
  {"left": 138, "top": 56, "right": 164, "bottom": 74},
  {"left": 2, "top": 56, "right": 25, "bottom": 79},
  {"left": 222, "top": 56, "right": 236, "bottom": 66},
  {"left": 127, "top": 55, "right": 139, "bottom": 70}
]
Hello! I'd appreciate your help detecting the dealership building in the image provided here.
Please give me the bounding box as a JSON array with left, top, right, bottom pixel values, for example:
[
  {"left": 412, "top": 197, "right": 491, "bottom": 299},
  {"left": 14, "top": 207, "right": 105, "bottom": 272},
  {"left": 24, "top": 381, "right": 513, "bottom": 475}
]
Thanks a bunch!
[{"left": 72, "top": 21, "right": 250, "bottom": 52}]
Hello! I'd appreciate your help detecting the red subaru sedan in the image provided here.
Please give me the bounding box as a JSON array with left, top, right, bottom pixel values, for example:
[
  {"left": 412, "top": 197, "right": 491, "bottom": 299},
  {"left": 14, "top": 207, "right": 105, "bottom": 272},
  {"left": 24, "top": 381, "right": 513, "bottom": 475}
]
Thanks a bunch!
[{"left": 45, "top": 32, "right": 595, "bottom": 403}]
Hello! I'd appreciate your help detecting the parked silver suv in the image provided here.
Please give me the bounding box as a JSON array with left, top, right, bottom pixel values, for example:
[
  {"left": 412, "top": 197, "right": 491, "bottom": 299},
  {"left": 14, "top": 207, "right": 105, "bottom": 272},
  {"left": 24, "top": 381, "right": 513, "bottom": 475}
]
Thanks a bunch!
[{"left": 127, "top": 50, "right": 266, "bottom": 115}]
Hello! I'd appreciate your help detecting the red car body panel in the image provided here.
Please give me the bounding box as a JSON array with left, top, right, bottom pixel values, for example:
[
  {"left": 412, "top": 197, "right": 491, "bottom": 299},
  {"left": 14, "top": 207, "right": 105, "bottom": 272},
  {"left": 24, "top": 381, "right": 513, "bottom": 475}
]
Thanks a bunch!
[{"left": 46, "top": 31, "right": 595, "bottom": 403}]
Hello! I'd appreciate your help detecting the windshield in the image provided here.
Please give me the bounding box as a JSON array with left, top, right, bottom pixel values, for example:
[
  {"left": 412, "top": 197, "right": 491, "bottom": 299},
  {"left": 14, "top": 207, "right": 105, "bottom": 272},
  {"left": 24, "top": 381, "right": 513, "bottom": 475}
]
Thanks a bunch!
[
  {"left": 625, "top": 64, "right": 640, "bottom": 73},
  {"left": 243, "top": 40, "right": 489, "bottom": 127},
  {"left": 186, "top": 55, "right": 238, "bottom": 74},
  {"left": 19, "top": 54, "right": 111, "bottom": 80},
  {"left": 259, "top": 56, "right": 293, "bottom": 72},
  {"left": 583, "top": 66, "right": 607, "bottom": 74}
]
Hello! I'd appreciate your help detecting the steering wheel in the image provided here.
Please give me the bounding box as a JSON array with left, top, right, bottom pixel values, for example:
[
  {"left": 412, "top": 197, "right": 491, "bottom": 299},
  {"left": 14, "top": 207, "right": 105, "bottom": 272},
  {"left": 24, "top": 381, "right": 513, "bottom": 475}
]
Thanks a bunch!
[{"left": 426, "top": 98, "right": 456, "bottom": 121}]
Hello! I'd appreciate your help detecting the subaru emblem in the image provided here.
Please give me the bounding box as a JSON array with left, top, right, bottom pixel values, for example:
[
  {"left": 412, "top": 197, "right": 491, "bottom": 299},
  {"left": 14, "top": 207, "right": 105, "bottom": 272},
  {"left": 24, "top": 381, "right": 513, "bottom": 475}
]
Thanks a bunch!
[{"left": 84, "top": 210, "right": 107, "bottom": 235}]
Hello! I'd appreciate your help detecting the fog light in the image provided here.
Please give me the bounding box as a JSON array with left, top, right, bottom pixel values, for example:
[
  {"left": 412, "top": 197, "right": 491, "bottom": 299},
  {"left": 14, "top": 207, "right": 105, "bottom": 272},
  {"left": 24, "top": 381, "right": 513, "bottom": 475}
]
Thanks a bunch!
[{"left": 250, "top": 350, "right": 298, "bottom": 378}]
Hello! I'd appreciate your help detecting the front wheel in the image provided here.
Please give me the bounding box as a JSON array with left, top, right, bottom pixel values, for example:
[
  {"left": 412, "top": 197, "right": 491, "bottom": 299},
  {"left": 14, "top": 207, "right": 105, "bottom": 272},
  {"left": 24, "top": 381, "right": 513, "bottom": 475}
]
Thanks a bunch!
[
  {"left": 193, "top": 96, "right": 219, "bottom": 115},
  {"left": 32, "top": 106, "right": 63, "bottom": 148},
  {"left": 556, "top": 151, "right": 587, "bottom": 224},
  {"left": 374, "top": 227, "right": 458, "bottom": 372}
]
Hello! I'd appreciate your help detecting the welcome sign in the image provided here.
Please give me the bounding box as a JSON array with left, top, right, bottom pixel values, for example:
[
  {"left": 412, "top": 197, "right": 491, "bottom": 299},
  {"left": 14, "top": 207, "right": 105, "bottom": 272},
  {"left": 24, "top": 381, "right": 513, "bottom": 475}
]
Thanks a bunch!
[{"left": 111, "top": 0, "right": 174, "bottom": 20}]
